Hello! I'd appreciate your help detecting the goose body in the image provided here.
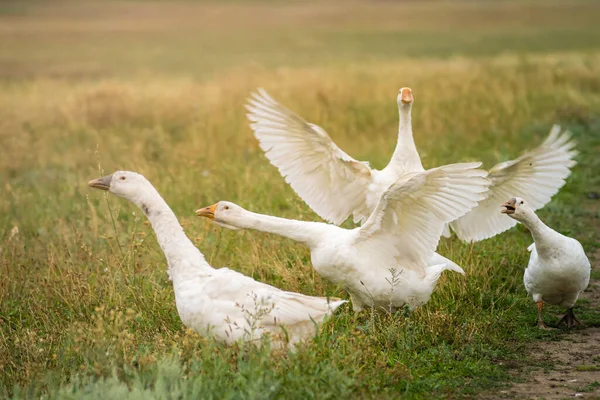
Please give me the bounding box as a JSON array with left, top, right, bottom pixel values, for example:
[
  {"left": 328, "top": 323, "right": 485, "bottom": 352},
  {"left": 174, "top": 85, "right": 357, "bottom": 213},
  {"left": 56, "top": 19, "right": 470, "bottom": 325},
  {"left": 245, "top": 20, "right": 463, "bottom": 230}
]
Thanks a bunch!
[
  {"left": 501, "top": 197, "right": 590, "bottom": 328},
  {"left": 247, "top": 89, "right": 577, "bottom": 242},
  {"left": 88, "top": 171, "right": 346, "bottom": 347},
  {"left": 197, "top": 162, "right": 490, "bottom": 312}
]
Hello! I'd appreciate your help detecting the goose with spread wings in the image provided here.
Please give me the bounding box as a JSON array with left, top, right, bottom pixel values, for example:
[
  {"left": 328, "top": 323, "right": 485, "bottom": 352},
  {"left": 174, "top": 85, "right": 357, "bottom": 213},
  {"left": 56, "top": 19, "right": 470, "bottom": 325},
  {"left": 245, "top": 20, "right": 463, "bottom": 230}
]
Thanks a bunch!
[{"left": 246, "top": 88, "right": 577, "bottom": 242}]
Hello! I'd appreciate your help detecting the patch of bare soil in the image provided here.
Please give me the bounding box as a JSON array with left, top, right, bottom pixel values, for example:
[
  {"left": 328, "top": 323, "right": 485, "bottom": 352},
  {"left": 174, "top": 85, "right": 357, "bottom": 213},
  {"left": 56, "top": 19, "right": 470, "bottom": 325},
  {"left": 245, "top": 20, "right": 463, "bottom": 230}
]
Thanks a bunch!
[{"left": 481, "top": 249, "right": 600, "bottom": 400}]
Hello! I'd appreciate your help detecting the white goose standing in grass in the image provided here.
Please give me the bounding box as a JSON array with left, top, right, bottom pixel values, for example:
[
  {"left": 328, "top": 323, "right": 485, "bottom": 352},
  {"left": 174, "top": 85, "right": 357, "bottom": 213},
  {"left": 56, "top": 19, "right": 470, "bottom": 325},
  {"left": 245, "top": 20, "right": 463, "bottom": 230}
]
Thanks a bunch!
[
  {"left": 246, "top": 88, "right": 577, "bottom": 242},
  {"left": 501, "top": 197, "right": 590, "bottom": 329},
  {"left": 88, "top": 171, "right": 346, "bottom": 348},
  {"left": 197, "top": 162, "right": 490, "bottom": 312}
]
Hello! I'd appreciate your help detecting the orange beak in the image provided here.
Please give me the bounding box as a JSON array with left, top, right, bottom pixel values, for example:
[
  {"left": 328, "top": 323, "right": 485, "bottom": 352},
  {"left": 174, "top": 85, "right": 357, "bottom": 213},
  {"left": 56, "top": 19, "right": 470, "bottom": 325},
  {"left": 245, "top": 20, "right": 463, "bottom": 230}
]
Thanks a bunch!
[
  {"left": 501, "top": 198, "right": 517, "bottom": 215},
  {"left": 196, "top": 204, "right": 217, "bottom": 219},
  {"left": 401, "top": 87, "right": 413, "bottom": 104}
]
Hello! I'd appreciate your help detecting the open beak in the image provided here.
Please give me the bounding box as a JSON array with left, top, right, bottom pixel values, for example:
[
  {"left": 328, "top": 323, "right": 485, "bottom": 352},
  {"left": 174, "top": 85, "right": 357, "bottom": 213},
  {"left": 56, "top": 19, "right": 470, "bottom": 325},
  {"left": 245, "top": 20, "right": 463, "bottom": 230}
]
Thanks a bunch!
[
  {"left": 88, "top": 174, "right": 113, "bottom": 191},
  {"left": 196, "top": 204, "right": 217, "bottom": 220},
  {"left": 401, "top": 87, "right": 413, "bottom": 104},
  {"left": 501, "top": 198, "right": 517, "bottom": 215}
]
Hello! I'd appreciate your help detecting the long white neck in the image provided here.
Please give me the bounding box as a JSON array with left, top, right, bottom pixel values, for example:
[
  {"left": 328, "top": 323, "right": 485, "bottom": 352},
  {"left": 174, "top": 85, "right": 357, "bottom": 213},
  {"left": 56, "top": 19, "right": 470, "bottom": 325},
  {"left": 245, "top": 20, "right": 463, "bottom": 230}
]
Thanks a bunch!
[
  {"left": 388, "top": 104, "right": 424, "bottom": 172},
  {"left": 131, "top": 187, "right": 212, "bottom": 277},
  {"left": 234, "top": 210, "right": 330, "bottom": 248},
  {"left": 517, "top": 211, "right": 557, "bottom": 246}
]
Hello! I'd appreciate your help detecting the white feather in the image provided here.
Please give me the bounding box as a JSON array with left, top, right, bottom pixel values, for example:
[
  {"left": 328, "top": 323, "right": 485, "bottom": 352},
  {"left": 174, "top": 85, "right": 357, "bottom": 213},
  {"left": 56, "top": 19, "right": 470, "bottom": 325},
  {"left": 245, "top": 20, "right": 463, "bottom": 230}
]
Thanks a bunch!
[
  {"left": 450, "top": 125, "right": 577, "bottom": 242},
  {"left": 247, "top": 89, "right": 372, "bottom": 225}
]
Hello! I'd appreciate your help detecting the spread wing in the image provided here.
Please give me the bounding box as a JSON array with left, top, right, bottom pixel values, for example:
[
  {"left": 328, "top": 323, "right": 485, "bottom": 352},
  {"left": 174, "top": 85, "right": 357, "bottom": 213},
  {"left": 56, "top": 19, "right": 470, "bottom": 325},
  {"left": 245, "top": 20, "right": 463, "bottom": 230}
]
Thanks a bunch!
[
  {"left": 246, "top": 89, "right": 372, "bottom": 225},
  {"left": 450, "top": 125, "right": 577, "bottom": 242},
  {"left": 356, "top": 163, "right": 490, "bottom": 275}
]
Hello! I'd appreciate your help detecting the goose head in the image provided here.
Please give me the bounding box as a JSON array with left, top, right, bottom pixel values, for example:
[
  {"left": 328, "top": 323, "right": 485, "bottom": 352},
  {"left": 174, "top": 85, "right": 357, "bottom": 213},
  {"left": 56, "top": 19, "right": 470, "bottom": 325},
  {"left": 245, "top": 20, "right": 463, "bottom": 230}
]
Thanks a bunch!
[
  {"left": 88, "top": 171, "right": 152, "bottom": 203},
  {"left": 501, "top": 197, "right": 533, "bottom": 221},
  {"left": 397, "top": 87, "right": 414, "bottom": 109},
  {"left": 196, "top": 201, "right": 245, "bottom": 231}
]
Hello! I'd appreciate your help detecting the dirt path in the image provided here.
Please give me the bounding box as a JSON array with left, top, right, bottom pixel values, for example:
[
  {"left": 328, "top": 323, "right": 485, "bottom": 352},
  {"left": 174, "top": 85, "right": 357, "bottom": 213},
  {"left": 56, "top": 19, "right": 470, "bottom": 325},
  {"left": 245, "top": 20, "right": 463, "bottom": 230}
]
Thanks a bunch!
[{"left": 481, "top": 248, "right": 600, "bottom": 400}]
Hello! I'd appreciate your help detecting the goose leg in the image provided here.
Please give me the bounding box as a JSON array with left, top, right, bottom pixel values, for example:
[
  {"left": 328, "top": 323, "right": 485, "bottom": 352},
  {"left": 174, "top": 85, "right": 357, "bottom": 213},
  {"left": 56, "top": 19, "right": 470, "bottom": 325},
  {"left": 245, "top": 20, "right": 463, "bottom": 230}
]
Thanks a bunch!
[
  {"left": 572, "top": 312, "right": 584, "bottom": 327},
  {"left": 536, "top": 301, "right": 551, "bottom": 330},
  {"left": 557, "top": 308, "right": 584, "bottom": 329}
]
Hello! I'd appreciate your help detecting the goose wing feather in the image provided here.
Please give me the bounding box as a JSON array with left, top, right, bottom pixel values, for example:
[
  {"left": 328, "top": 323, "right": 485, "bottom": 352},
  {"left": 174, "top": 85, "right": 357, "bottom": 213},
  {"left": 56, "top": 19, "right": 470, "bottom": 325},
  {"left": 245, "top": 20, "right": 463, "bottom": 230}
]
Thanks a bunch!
[
  {"left": 356, "top": 162, "right": 490, "bottom": 275},
  {"left": 246, "top": 89, "right": 372, "bottom": 225},
  {"left": 450, "top": 125, "right": 577, "bottom": 242}
]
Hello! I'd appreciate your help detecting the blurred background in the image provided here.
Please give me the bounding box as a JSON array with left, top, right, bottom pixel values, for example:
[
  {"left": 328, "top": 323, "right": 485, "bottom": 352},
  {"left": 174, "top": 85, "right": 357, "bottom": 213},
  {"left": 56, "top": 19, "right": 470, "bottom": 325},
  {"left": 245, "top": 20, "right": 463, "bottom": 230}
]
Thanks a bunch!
[
  {"left": 2, "top": 1, "right": 600, "bottom": 79},
  {"left": 1, "top": 1, "right": 600, "bottom": 398}
]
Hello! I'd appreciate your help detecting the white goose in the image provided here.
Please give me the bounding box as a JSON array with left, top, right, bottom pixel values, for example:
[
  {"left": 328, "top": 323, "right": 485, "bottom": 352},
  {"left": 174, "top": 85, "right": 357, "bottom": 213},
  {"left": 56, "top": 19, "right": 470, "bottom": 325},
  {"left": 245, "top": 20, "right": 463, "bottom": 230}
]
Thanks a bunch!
[
  {"left": 88, "top": 171, "right": 346, "bottom": 348},
  {"left": 197, "top": 162, "right": 490, "bottom": 312},
  {"left": 501, "top": 197, "right": 590, "bottom": 329},
  {"left": 246, "top": 88, "right": 577, "bottom": 242}
]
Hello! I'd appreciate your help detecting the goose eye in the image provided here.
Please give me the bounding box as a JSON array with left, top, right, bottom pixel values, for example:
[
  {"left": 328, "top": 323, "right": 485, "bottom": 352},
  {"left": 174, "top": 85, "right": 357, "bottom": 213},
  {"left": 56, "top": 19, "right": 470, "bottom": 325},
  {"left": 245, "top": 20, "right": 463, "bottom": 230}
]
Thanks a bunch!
[
  {"left": 224, "top": 206, "right": 229, "bottom": 210},
  {"left": 520, "top": 201, "right": 524, "bottom": 205},
  {"left": 120, "top": 176, "right": 126, "bottom": 180}
]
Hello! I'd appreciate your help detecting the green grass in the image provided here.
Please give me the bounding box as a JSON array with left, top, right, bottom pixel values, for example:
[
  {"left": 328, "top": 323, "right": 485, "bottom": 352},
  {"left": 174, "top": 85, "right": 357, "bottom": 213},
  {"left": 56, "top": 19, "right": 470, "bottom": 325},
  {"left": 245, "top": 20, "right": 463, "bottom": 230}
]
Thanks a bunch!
[{"left": 1, "top": 1, "right": 600, "bottom": 398}]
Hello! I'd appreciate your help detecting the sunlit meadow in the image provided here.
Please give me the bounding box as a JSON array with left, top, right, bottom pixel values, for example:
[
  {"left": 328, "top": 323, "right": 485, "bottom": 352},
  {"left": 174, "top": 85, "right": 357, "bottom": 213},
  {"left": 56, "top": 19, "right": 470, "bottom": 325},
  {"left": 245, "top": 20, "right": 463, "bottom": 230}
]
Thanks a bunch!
[{"left": 1, "top": 1, "right": 600, "bottom": 398}]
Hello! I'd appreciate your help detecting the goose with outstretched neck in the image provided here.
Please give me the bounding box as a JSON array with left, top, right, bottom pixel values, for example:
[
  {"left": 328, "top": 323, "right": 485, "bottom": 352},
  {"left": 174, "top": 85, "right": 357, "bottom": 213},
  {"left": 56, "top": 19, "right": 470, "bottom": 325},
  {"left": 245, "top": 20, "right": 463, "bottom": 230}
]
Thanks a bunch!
[
  {"left": 88, "top": 171, "right": 346, "bottom": 348},
  {"left": 246, "top": 87, "right": 421, "bottom": 226},
  {"left": 246, "top": 89, "right": 577, "bottom": 243},
  {"left": 197, "top": 162, "right": 490, "bottom": 313},
  {"left": 501, "top": 197, "right": 590, "bottom": 329}
]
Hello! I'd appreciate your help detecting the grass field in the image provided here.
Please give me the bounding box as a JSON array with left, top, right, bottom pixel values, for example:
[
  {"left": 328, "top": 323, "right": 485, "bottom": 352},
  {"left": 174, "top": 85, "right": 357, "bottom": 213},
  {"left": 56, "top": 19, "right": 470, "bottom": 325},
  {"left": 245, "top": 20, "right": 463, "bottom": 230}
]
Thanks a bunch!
[{"left": 1, "top": 1, "right": 600, "bottom": 398}]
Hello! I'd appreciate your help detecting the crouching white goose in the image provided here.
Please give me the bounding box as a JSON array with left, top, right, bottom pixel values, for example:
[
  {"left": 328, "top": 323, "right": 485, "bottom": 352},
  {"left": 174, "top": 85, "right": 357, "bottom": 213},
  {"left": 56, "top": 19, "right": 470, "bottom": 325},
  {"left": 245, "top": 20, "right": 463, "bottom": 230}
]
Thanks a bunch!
[
  {"left": 501, "top": 197, "right": 590, "bottom": 329},
  {"left": 246, "top": 89, "right": 577, "bottom": 243},
  {"left": 197, "top": 162, "right": 490, "bottom": 312},
  {"left": 88, "top": 171, "right": 346, "bottom": 347}
]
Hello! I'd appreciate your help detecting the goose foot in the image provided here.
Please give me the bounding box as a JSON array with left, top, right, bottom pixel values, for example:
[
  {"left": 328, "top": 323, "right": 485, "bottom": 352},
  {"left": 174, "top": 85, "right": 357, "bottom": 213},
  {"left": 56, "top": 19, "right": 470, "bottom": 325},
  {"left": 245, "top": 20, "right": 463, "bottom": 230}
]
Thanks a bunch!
[
  {"left": 535, "top": 300, "right": 553, "bottom": 330},
  {"left": 537, "top": 321, "right": 554, "bottom": 330},
  {"left": 557, "top": 308, "right": 584, "bottom": 329}
]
